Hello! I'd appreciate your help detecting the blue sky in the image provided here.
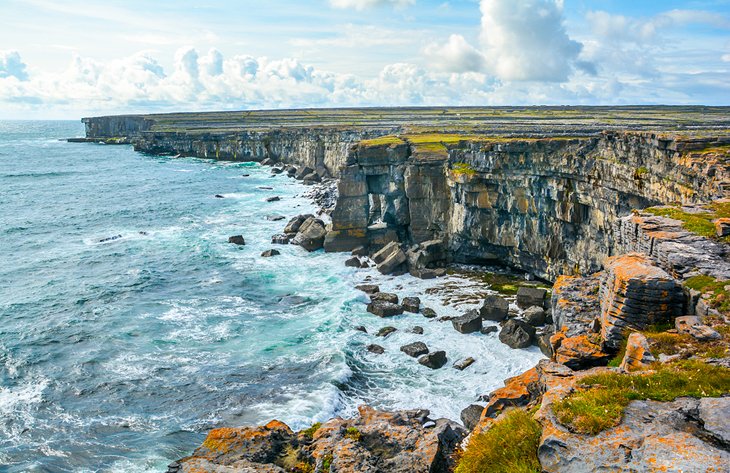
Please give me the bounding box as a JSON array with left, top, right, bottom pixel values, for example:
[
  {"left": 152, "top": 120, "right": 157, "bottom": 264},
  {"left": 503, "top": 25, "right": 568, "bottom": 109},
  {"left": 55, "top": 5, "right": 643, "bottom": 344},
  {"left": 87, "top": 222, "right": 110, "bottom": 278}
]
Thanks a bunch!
[{"left": 1, "top": 0, "right": 729, "bottom": 118}]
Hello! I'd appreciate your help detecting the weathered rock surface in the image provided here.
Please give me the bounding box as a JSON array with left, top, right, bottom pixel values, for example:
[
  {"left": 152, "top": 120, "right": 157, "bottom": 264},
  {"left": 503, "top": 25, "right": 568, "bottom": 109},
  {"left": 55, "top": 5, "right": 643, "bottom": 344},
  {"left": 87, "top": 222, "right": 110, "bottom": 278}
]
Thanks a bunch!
[
  {"left": 401, "top": 297, "right": 420, "bottom": 313},
  {"left": 367, "top": 301, "right": 403, "bottom": 317},
  {"left": 421, "top": 308, "right": 437, "bottom": 319},
  {"left": 499, "top": 319, "right": 536, "bottom": 349},
  {"left": 228, "top": 235, "right": 245, "bottom": 245},
  {"left": 523, "top": 306, "right": 546, "bottom": 326},
  {"left": 675, "top": 315, "right": 722, "bottom": 341},
  {"left": 619, "top": 332, "right": 655, "bottom": 371},
  {"left": 291, "top": 217, "right": 327, "bottom": 251},
  {"left": 418, "top": 351, "right": 447, "bottom": 369},
  {"left": 373, "top": 241, "right": 407, "bottom": 275},
  {"left": 516, "top": 287, "right": 547, "bottom": 309},
  {"left": 370, "top": 292, "right": 398, "bottom": 304},
  {"left": 599, "top": 253, "right": 685, "bottom": 351},
  {"left": 356, "top": 284, "right": 380, "bottom": 294},
  {"left": 453, "top": 357, "right": 475, "bottom": 371},
  {"left": 261, "top": 249, "right": 280, "bottom": 257}
]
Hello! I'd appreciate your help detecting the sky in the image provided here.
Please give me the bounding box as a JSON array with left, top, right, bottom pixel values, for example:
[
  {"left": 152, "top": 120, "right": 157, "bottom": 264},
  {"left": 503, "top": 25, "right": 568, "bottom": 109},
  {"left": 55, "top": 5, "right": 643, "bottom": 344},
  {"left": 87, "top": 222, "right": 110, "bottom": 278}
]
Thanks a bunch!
[{"left": 1, "top": 0, "right": 729, "bottom": 118}]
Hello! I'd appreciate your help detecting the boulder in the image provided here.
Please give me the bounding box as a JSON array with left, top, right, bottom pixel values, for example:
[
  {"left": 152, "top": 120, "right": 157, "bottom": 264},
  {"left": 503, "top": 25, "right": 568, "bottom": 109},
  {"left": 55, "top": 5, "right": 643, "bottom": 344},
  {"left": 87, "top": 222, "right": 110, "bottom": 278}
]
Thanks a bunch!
[
  {"left": 453, "top": 357, "right": 475, "bottom": 371},
  {"left": 367, "top": 344, "right": 385, "bottom": 354},
  {"left": 400, "top": 342, "right": 429, "bottom": 358},
  {"left": 480, "top": 368, "right": 539, "bottom": 421},
  {"left": 355, "top": 325, "right": 367, "bottom": 333},
  {"left": 283, "top": 214, "right": 313, "bottom": 234},
  {"left": 261, "top": 249, "right": 280, "bottom": 257},
  {"left": 291, "top": 217, "right": 326, "bottom": 251},
  {"left": 405, "top": 239, "right": 447, "bottom": 271},
  {"left": 409, "top": 268, "right": 447, "bottom": 279},
  {"left": 285, "top": 166, "right": 297, "bottom": 177},
  {"left": 266, "top": 215, "right": 285, "bottom": 221},
  {"left": 698, "top": 397, "right": 730, "bottom": 445},
  {"left": 552, "top": 332, "right": 611, "bottom": 370},
  {"left": 600, "top": 253, "right": 685, "bottom": 351},
  {"left": 516, "top": 286, "right": 547, "bottom": 309},
  {"left": 260, "top": 158, "right": 275, "bottom": 166},
  {"left": 460, "top": 404, "right": 484, "bottom": 430},
  {"left": 481, "top": 325, "right": 498, "bottom": 335},
  {"left": 265, "top": 196, "right": 281, "bottom": 202},
  {"left": 294, "top": 166, "right": 314, "bottom": 180},
  {"left": 370, "top": 292, "right": 398, "bottom": 304},
  {"left": 619, "top": 332, "right": 655, "bottom": 372},
  {"left": 373, "top": 241, "right": 407, "bottom": 275},
  {"left": 355, "top": 284, "right": 380, "bottom": 294},
  {"left": 376, "top": 326, "right": 397, "bottom": 338},
  {"left": 367, "top": 301, "right": 403, "bottom": 317},
  {"left": 271, "top": 233, "right": 290, "bottom": 245},
  {"left": 422, "top": 308, "right": 437, "bottom": 319},
  {"left": 675, "top": 315, "right": 722, "bottom": 341},
  {"left": 401, "top": 297, "right": 421, "bottom": 313},
  {"left": 302, "top": 172, "right": 321, "bottom": 184},
  {"left": 352, "top": 246, "right": 369, "bottom": 257},
  {"left": 345, "top": 256, "right": 362, "bottom": 268},
  {"left": 480, "top": 295, "right": 509, "bottom": 321},
  {"left": 270, "top": 167, "right": 283, "bottom": 174},
  {"left": 523, "top": 306, "right": 546, "bottom": 326},
  {"left": 214, "top": 194, "right": 224, "bottom": 198},
  {"left": 498, "top": 319, "right": 536, "bottom": 349},
  {"left": 411, "top": 326, "right": 424, "bottom": 335},
  {"left": 228, "top": 235, "right": 245, "bottom": 245},
  {"left": 418, "top": 351, "right": 447, "bottom": 369},
  {"left": 452, "top": 310, "right": 482, "bottom": 334}
]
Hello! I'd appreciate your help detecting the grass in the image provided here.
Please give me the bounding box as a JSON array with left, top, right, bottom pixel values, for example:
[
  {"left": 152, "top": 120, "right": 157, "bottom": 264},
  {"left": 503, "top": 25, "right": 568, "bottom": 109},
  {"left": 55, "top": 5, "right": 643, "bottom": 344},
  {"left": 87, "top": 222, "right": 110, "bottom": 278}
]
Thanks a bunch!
[
  {"left": 321, "top": 454, "right": 333, "bottom": 471},
  {"left": 455, "top": 408, "right": 542, "bottom": 473},
  {"left": 344, "top": 427, "right": 361, "bottom": 442},
  {"left": 359, "top": 135, "right": 405, "bottom": 147},
  {"left": 644, "top": 201, "right": 730, "bottom": 241},
  {"left": 552, "top": 360, "right": 730, "bottom": 435},
  {"left": 634, "top": 166, "right": 649, "bottom": 179},
  {"left": 684, "top": 274, "right": 730, "bottom": 313},
  {"left": 607, "top": 336, "right": 628, "bottom": 368},
  {"left": 300, "top": 422, "right": 322, "bottom": 440}
]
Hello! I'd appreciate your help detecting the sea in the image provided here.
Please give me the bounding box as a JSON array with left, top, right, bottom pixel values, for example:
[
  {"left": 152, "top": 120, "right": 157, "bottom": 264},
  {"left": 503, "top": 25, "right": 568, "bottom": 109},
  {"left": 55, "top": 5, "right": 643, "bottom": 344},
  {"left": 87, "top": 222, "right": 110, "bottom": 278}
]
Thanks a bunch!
[{"left": 0, "top": 121, "right": 544, "bottom": 472}]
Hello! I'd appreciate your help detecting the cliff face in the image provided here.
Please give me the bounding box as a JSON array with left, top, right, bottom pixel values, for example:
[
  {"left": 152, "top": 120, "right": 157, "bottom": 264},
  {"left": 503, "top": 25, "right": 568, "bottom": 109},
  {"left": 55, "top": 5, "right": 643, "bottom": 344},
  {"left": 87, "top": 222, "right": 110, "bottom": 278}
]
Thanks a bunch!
[{"left": 327, "top": 132, "right": 729, "bottom": 281}]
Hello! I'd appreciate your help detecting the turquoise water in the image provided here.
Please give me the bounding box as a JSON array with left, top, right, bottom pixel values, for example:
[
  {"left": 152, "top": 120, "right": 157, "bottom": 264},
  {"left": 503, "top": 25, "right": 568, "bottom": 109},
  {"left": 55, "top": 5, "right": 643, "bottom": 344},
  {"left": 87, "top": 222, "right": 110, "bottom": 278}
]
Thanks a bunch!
[{"left": 0, "top": 121, "right": 543, "bottom": 472}]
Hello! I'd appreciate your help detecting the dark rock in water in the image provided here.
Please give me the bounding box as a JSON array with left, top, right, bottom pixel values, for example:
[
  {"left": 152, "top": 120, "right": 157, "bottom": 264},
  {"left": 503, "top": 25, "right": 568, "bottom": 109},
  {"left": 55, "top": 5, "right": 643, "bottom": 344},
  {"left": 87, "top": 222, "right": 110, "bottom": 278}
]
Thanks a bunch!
[
  {"left": 285, "top": 166, "right": 297, "bottom": 177},
  {"left": 516, "top": 286, "right": 547, "bottom": 309},
  {"left": 422, "top": 307, "right": 437, "bottom": 319},
  {"left": 345, "top": 256, "right": 362, "bottom": 268},
  {"left": 241, "top": 174, "right": 250, "bottom": 177},
  {"left": 480, "top": 295, "right": 509, "bottom": 321},
  {"left": 138, "top": 231, "right": 148, "bottom": 236},
  {"left": 452, "top": 310, "right": 482, "bottom": 334},
  {"left": 278, "top": 295, "right": 308, "bottom": 306},
  {"left": 481, "top": 325, "right": 498, "bottom": 335},
  {"left": 261, "top": 249, "right": 280, "bottom": 257},
  {"left": 228, "top": 235, "right": 245, "bottom": 245},
  {"left": 261, "top": 158, "right": 275, "bottom": 166},
  {"left": 266, "top": 215, "right": 285, "bottom": 221},
  {"left": 523, "top": 306, "right": 546, "bottom": 326},
  {"left": 356, "top": 284, "right": 380, "bottom": 294},
  {"left": 214, "top": 194, "right": 224, "bottom": 198},
  {"left": 271, "top": 233, "right": 290, "bottom": 245},
  {"left": 266, "top": 196, "right": 281, "bottom": 202},
  {"left": 290, "top": 217, "right": 326, "bottom": 251},
  {"left": 438, "top": 316, "right": 456, "bottom": 322},
  {"left": 401, "top": 341, "right": 429, "bottom": 358},
  {"left": 355, "top": 325, "right": 368, "bottom": 333},
  {"left": 257, "top": 186, "right": 274, "bottom": 190},
  {"left": 367, "top": 301, "right": 403, "bottom": 317},
  {"left": 411, "top": 326, "right": 424, "bottom": 335},
  {"left": 373, "top": 242, "right": 407, "bottom": 275},
  {"left": 283, "top": 214, "right": 313, "bottom": 234},
  {"left": 453, "top": 357, "right": 476, "bottom": 371},
  {"left": 402, "top": 297, "right": 421, "bottom": 313},
  {"left": 359, "top": 259, "right": 371, "bottom": 268},
  {"left": 367, "top": 344, "right": 385, "bottom": 354},
  {"left": 352, "top": 246, "right": 369, "bottom": 257},
  {"left": 271, "top": 167, "right": 284, "bottom": 174},
  {"left": 418, "top": 350, "right": 447, "bottom": 369},
  {"left": 499, "top": 319, "right": 536, "bottom": 349},
  {"left": 370, "top": 292, "right": 398, "bottom": 304},
  {"left": 376, "top": 326, "right": 397, "bottom": 337},
  {"left": 99, "top": 234, "right": 122, "bottom": 243},
  {"left": 461, "top": 404, "right": 484, "bottom": 430}
]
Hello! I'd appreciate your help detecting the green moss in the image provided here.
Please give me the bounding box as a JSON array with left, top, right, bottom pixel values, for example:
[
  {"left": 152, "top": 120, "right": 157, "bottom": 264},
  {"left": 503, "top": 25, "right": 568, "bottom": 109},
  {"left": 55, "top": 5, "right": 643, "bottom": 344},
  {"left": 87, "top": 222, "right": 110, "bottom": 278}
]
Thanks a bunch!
[
  {"left": 321, "top": 454, "right": 333, "bottom": 471},
  {"left": 300, "top": 422, "right": 322, "bottom": 440},
  {"left": 607, "top": 336, "right": 628, "bottom": 368},
  {"left": 455, "top": 408, "right": 541, "bottom": 473},
  {"left": 553, "top": 360, "right": 730, "bottom": 435},
  {"left": 451, "top": 162, "right": 477, "bottom": 177},
  {"left": 634, "top": 166, "right": 649, "bottom": 179},
  {"left": 644, "top": 206, "right": 717, "bottom": 238},
  {"left": 344, "top": 427, "right": 361, "bottom": 442}
]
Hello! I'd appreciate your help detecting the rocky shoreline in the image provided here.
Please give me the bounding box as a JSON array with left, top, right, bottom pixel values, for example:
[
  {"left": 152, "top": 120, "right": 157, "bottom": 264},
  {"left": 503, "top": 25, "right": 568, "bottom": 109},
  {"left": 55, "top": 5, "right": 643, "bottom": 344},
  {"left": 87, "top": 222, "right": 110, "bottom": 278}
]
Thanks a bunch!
[{"left": 76, "top": 108, "right": 730, "bottom": 472}]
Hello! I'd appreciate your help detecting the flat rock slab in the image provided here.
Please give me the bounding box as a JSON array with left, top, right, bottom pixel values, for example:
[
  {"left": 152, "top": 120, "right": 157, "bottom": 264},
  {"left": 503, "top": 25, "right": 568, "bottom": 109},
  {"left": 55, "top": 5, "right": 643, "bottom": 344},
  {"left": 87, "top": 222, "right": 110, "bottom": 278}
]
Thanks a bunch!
[
  {"left": 480, "top": 295, "right": 509, "bottom": 321},
  {"left": 356, "top": 284, "right": 380, "bottom": 294},
  {"left": 367, "top": 344, "right": 385, "bottom": 354},
  {"left": 370, "top": 292, "right": 398, "bottom": 304},
  {"left": 376, "top": 326, "right": 397, "bottom": 337},
  {"left": 453, "top": 357, "right": 475, "bottom": 371},
  {"left": 516, "top": 287, "right": 547, "bottom": 309},
  {"left": 422, "top": 308, "right": 437, "bottom": 318},
  {"left": 452, "top": 310, "right": 482, "bottom": 334},
  {"left": 499, "top": 319, "right": 536, "bottom": 349},
  {"left": 401, "top": 297, "right": 421, "bottom": 313}
]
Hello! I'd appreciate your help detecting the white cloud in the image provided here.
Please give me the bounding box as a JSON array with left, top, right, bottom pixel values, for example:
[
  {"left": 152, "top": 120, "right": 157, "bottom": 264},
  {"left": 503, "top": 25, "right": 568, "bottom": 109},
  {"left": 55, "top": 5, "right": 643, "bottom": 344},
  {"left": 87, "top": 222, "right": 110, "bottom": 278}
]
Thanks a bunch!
[
  {"left": 479, "top": 0, "right": 585, "bottom": 82},
  {"left": 723, "top": 54, "right": 730, "bottom": 63},
  {"left": 0, "top": 51, "right": 29, "bottom": 81},
  {"left": 329, "top": 0, "right": 414, "bottom": 11},
  {"left": 423, "top": 34, "right": 486, "bottom": 73}
]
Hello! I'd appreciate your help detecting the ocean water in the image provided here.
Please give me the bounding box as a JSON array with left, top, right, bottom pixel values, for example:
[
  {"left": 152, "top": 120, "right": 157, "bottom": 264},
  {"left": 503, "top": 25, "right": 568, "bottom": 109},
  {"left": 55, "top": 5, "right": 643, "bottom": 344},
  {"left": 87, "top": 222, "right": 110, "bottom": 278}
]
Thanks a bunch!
[{"left": 0, "top": 121, "right": 544, "bottom": 472}]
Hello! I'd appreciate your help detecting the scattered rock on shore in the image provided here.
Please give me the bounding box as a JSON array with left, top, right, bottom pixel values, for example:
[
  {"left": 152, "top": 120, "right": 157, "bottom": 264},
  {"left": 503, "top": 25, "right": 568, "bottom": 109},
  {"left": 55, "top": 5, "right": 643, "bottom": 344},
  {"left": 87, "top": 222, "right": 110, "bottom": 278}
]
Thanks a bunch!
[
  {"left": 422, "top": 307, "right": 437, "bottom": 318},
  {"left": 367, "top": 301, "right": 404, "bottom": 317},
  {"left": 228, "top": 235, "right": 245, "bottom": 245},
  {"left": 376, "top": 326, "right": 397, "bottom": 337},
  {"left": 480, "top": 295, "right": 509, "bottom": 321},
  {"left": 401, "top": 297, "right": 421, "bottom": 313},
  {"left": 367, "top": 344, "right": 385, "bottom": 354},
  {"left": 400, "top": 341, "right": 429, "bottom": 358},
  {"left": 453, "top": 357, "right": 476, "bottom": 371},
  {"left": 499, "top": 319, "right": 536, "bottom": 349},
  {"left": 261, "top": 249, "right": 280, "bottom": 257},
  {"left": 356, "top": 284, "right": 380, "bottom": 294},
  {"left": 419, "top": 350, "right": 447, "bottom": 369},
  {"left": 371, "top": 292, "right": 398, "bottom": 304},
  {"left": 516, "top": 286, "right": 547, "bottom": 309},
  {"left": 290, "top": 217, "right": 326, "bottom": 251},
  {"left": 452, "top": 310, "right": 482, "bottom": 334}
]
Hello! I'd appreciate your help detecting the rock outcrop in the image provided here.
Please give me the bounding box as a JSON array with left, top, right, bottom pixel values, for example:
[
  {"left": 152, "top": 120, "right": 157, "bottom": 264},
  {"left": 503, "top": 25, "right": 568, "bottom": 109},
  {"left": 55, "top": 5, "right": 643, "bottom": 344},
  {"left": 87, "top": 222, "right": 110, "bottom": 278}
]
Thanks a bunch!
[{"left": 170, "top": 406, "right": 467, "bottom": 473}]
